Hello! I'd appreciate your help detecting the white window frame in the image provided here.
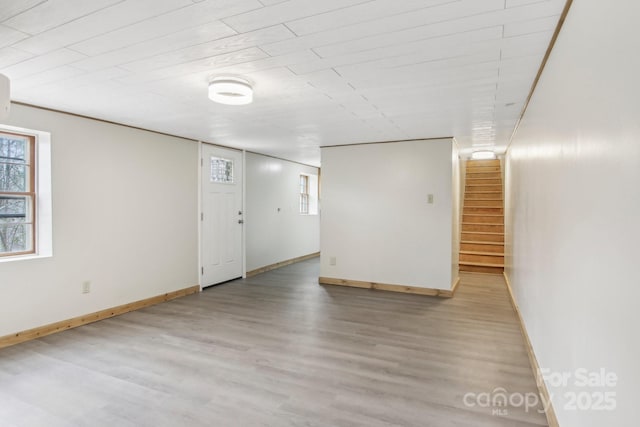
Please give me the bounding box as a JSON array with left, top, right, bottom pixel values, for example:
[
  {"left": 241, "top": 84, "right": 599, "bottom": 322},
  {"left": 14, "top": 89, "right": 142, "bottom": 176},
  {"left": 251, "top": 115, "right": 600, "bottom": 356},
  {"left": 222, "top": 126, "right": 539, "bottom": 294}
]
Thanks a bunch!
[
  {"left": 0, "top": 124, "right": 52, "bottom": 263},
  {"left": 299, "top": 173, "right": 319, "bottom": 216},
  {"left": 299, "top": 174, "right": 309, "bottom": 215}
]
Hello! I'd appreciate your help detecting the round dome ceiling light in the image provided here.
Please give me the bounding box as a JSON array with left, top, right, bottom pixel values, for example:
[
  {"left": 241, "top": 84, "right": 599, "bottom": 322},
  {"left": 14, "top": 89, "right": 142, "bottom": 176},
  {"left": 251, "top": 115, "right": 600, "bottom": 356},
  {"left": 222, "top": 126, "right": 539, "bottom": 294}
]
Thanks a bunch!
[{"left": 208, "top": 76, "right": 253, "bottom": 106}]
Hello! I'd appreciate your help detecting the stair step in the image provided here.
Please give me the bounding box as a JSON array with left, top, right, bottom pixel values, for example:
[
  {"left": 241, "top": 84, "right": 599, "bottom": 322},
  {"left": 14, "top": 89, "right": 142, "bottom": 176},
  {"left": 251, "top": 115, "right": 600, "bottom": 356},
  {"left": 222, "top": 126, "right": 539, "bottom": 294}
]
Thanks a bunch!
[
  {"left": 460, "top": 252, "right": 505, "bottom": 264},
  {"left": 465, "top": 190, "right": 503, "bottom": 193},
  {"left": 461, "top": 231, "right": 505, "bottom": 243},
  {"left": 460, "top": 250, "right": 505, "bottom": 256},
  {"left": 461, "top": 240, "right": 504, "bottom": 245},
  {"left": 463, "top": 215, "right": 504, "bottom": 224},
  {"left": 462, "top": 223, "right": 504, "bottom": 233},
  {"left": 460, "top": 242, "right": 504, "bottom": 253},
  {"left": 467, "top": 166, "right": 500, "bottom": 173},
  {"left": 464, "top": 209, "right": 504, "bottom": 215},
  {"left": 459, "top": 261, "right": 505, "bottom": 268},
  {"left": 459, "top": 264, "right": 504, "bottom": 274},
  {"left": 465, "top": 193, "right": 503, "bottom": 200},
  {"left": 466, "top": 177, "right": 501, "bottom": 182},
  {"left": 466, "top": 171, "right": 500, "bottom": 175},
  {"left": 467, "top": 159, "right": 500, "bottom": 166},
  {"left": 466, "top": 186, "right": 502, "bottom": 193},
  {"left": 464, "top": 200, "right": 503, "bottom": 207},
  {"left": 467, "top": 173, "right": 502, "bottom": 179}
]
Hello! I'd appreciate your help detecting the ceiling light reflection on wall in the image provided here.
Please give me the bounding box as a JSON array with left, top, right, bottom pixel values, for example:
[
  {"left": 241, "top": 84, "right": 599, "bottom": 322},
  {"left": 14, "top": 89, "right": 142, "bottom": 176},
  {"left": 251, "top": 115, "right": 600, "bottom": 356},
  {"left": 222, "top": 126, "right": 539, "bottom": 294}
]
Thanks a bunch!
[
  {"left": 471, "top": 150, "right": 497, "bottom": 160},
  {"left": 208, "top": 77, "right": 253, "bottom": 106}
]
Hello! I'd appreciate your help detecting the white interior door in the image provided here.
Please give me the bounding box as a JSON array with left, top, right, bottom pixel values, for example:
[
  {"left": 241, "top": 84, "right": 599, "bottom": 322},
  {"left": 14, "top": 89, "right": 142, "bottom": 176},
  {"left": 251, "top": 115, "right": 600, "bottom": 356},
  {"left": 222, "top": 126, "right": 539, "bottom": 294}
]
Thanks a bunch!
[{"left": 201, "top": 144, "right": 243, "bottom": 287}]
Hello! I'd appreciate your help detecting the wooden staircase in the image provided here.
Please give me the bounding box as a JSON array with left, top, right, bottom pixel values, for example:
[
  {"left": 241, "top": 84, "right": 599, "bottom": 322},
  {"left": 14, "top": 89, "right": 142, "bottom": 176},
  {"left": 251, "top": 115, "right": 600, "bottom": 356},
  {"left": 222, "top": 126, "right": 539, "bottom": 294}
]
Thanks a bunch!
[{"left": 459, "top": 159, "right": 504, "bottom": 274}]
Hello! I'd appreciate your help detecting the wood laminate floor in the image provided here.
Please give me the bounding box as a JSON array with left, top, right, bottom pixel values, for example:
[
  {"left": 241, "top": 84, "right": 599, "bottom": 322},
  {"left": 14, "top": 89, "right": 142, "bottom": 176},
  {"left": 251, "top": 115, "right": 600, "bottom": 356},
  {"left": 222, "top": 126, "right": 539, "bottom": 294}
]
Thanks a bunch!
[{"left": 0, "top": 259, "right": 547, "bottom": 427}]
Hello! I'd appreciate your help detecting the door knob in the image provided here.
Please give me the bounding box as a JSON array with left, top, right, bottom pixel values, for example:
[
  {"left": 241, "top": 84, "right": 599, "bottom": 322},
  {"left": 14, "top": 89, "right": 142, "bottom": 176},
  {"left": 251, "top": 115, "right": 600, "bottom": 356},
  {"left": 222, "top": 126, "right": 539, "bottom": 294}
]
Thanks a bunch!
[{"left": 238, "top": 219, "right": 244, "bottom": 224}]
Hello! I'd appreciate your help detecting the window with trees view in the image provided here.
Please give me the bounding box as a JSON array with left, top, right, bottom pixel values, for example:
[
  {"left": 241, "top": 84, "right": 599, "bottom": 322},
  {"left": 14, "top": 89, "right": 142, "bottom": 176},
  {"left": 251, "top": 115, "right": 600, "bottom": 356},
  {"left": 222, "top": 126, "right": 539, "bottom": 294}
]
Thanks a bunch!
[{"left": 0, "top": 132, "right": 35, "bottom": 256}]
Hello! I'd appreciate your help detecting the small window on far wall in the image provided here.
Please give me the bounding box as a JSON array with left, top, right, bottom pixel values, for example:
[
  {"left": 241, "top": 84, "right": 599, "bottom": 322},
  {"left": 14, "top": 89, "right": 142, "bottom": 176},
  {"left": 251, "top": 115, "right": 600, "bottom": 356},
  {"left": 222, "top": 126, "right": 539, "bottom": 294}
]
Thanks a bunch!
[
  {"left": 299, "top": 174, "right": 309, "bottom": 214},
  {"left": 0, "top": 131, "right": 35, "bottom": 256}
]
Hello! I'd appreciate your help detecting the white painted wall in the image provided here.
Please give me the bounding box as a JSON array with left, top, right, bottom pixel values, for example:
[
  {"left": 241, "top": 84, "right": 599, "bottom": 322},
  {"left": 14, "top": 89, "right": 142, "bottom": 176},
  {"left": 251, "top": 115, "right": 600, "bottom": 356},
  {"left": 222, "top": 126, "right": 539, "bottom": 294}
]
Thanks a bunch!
[
  {"left": 245, "top": 152, "right": 320, "bottom": 272},
  {"left": 321, "top": 139, "right": 455, "bottom": 289},
  {"left": 451, "top": 141, "right": 461, "bottom": 287},
  {"left": 504, "top": 1, "right": 639, "bottom": 426},
  {"left": 0, "top": 104, "right": 198, "bottom": 337}
]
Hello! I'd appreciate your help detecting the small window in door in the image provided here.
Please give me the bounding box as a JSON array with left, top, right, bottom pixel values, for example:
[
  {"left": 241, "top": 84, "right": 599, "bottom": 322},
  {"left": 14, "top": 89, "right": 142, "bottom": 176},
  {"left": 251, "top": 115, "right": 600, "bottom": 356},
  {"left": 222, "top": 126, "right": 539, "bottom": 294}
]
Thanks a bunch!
[
  {"left": 299, "top": 174, "right": 309, "bottom": 214},
  {"left": 210, "top": 157, "right": 234, "bottom": 183}
]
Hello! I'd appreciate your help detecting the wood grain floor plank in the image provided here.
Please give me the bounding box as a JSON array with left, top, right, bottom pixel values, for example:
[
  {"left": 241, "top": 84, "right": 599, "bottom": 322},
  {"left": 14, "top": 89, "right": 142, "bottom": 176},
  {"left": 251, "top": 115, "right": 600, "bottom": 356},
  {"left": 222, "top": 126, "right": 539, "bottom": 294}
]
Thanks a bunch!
[{"left": 0, "top": 259, "right": 546, "bottom": 426}]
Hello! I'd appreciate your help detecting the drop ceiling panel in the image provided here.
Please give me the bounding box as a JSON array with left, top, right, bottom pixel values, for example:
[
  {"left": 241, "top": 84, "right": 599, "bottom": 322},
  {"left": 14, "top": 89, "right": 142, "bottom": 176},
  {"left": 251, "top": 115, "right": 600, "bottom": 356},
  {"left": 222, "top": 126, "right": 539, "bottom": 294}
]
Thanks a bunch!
[
  {"left": 12, "top": 0, "right": 195, "bottom": 54},
  {"left": 285, "top": 0, "right": 455, "bottom": 36},
  {"left": 0, "top": 0, "right": 46, "bottom": 22},
  {"left": 121, "top": 25, "right": 293, "bottom": 73},
  {"left": 222, "top": 0, "right": 372, "bottom": 33},
  {"left": 0, "top": 24, "right": 29, "bottom": 49},
  {"left": 0, "top": 47, "right": 33, "bottom": 69},
  {"left": 71, "top": 21, "right": 237, "bottom": 72},
  {"left": 68, "top": 0, "right": 261, "bottom": 56},
  {"left": 2, "top": 48, "right": 87, "bottom": 79},
  {"left": 289, "top": 27, "right": 503, "bottom": 75},
  {"left": 0, "top": 0, "right": 568, "bottom": 164},
  {"left": 261, "top": 0, "right": 504, "bottom": 57},
  {"left": 2, "top": 0, "right": 124, "bottom": 35},
  {"left": 313, "top": 0, "right": 560, "bottom": 59}
]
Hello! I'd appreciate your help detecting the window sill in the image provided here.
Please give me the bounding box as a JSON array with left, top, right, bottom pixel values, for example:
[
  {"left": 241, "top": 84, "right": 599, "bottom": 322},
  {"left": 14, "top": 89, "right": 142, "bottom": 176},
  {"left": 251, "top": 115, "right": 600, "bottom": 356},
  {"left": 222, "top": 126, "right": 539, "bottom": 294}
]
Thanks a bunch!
[{"left": 0, "top": 253, "right": 52, "bottom": 264}]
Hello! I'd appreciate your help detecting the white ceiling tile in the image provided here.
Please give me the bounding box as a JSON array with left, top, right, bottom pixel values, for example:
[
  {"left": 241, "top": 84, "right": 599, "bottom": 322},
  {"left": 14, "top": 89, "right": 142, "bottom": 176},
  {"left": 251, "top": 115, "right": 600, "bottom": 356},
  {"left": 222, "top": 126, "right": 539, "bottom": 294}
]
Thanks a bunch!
[
  {"left": 257, "top": 0, "right": 288, "bottom": 5},
  {"left": 121, "top": 25, "right": 294, "bottom": 73},
  {"left": 334, "top": 48, "right": 500, "bottom": 89},
  {"left": 504, "top": 15, "right": 560, "bottom": 37},
  {"left": 2, "top": 0, "right": 124, "bottom": 35},
  {"left": 222, "top": 0, "right": 371, "bottom": 33},
  {"left": 199, "top": 49, "right": 319, "bottom": 77},
  {"left": 0, "top": 0, "right": 46, "bottom": 22},
  {"left": 314, "top": 0, "right": 561, "bottom": 59},
  {"left": 506, "top": 0, "right": 548, "bottom": 7},
  {"left": 289, "top": 26, "right": 503, "bottom": 75},
  {"left": 12, "top": 65, "right": 86, "bottom": 90},
  {"left": 33, "top": 67, "right": 132, "bottom": 95},
  {"left": 11, "top": 0, "right": 195, "bottom": 55},
  {"left": 0, "top": 48, "right": 86, "bottom": 79},
  {"left": 0, "top": 24, "right": 29, "bottom": 48},
  {"left": 0, "top": 47, "right": 34, "bottom": 69},
  {"left": 70, "top": 21, "right": 236, "bottom": 72},
  {"left": 115, "top": 47, "right": 270, "bottom": 85},
  {"left": 69, "top": 0, "right": 262, "bottom": 56},
  {"left": 500, "top": 30, "right": 554, "bottom": 59},
  {"left": 286, "top": 0, "right": 455, "bottom": 36},
  {"left": 261, "top": 0, "right": 504, "bottom": 57}
]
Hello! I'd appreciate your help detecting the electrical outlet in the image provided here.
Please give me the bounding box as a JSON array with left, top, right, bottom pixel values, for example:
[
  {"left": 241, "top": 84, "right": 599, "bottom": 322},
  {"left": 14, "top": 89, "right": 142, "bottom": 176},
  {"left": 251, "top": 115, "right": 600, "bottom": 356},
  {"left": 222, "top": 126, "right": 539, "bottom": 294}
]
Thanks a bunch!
[
  {"left": 329, "top": 257, "right": 336, "bottom": 266},
  {"left": 82, "top": 281, "right": 91, "bottom": 294}
]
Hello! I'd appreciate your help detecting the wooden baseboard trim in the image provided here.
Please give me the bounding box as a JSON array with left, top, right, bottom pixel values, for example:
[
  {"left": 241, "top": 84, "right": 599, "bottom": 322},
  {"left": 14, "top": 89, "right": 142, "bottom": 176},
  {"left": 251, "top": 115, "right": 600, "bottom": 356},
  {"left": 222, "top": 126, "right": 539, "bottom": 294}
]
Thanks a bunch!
[
  {"left": 246, "top": 252, "right": 320, "bottom": 277},
  {"left": 319, "top": 277, "right": 458, "bottom": 298},
  {"left": 0, "top": 285, "right": 200, "bottom": 350},
  {"left": 503, "top": 272, "right": 559, "bottom": 427},
  {"left": 448, "top": 275, "right": 461, "bottom": 297}
]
